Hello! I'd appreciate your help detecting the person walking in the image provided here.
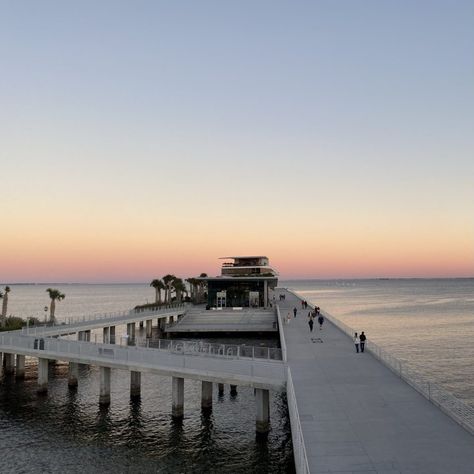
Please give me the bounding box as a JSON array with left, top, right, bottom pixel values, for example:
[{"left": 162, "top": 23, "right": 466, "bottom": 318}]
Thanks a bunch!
[
  {"left": 353, "top": 332, "right": 360, "bottom": 353},
  {"left": 359, "top": 331, "right": 366, "bottom": 352},
  {"left": 308, "top": 313, "right": 314, "bottom": 332},
  {"left": 317, "top": 314, "right": 324, "bottom": 330},
  {"left": 286, "top": 312, "right": 291, "bottom": 325},
  {"left": 293, "top": 307, "right": 297, "bottom": 318}
]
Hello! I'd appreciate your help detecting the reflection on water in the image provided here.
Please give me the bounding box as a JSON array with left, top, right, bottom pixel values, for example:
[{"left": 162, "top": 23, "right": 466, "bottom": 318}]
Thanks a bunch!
[{"left": 0, "top": 357, "right": 294, "bottom": 473}]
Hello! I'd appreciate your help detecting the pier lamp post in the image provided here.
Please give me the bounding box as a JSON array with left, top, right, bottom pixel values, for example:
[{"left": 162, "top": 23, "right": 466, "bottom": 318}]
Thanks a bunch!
[{"left": 44, "top": 306, "right": 48, "bottom": 324}]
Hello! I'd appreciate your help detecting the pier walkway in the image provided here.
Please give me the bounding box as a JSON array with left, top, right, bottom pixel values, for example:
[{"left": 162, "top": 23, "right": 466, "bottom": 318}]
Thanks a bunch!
[{"left": 279, "top": 289, "right": 474, "bottom": 474}]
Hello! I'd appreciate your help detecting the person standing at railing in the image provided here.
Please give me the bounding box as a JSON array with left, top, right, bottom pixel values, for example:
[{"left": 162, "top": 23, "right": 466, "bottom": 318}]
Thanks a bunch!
[
  {"left": 293, "top": 307, "right": 297, "bottom": 318},
  {"left": 359, "top": 331, "right": 366, "bottom": 352},
  {"left": 353, "top": 332, "right": 360, "bottom": 353}
]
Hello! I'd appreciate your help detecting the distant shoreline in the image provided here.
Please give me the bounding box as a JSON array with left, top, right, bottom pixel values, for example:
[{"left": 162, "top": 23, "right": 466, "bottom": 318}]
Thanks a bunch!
[{"left": 1, "top": 277, "right": 473, "bottom": 286}]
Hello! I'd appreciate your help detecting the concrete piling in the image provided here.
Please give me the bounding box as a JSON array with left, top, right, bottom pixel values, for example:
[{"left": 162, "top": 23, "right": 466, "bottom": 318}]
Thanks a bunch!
[
  {"left": 103, "top": 327, "right": 110, "bottom": 344},
  {"left": 99, "top": 366, "right": 111, "bottom": 405},
  {"left": 218, "top": 383, "right": 225, "bottom": 396},
  {"left": 4, "top": 353, "right": 15, "bottom": 375},
  {"left": 68, "top": 362, "right": 79, "bottom": 388},
  {"left": 201, "top": 381, "right": 213, "bottom": 409},
  {"left": 255, "top": 388, "right": 270, "bottom": 433},
  {"left": 230, "top": 384, "right": 238, "bottom": 396},
  {"left": 37, "top": 358, "right": 49, "bottom": 393},
  {"left": 172, "top": 376, "right": 184, "bottom": 418},
  {"left": 15, "top": 354, "right": 25, "bottom": 378},
  {"left": 130, "top": 371, "right": 141, "bottom": 398}
]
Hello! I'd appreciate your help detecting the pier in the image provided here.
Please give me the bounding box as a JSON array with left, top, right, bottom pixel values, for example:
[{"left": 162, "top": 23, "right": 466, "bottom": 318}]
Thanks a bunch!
[
  {"left": 2, "top": 291, "right": 474, "bottom": 472},
  {"left": 0, "top": 303, "right": 284, "bottom": 434},
  {"left": 279, "top": 288, "right": 474, "bottom": 473}
]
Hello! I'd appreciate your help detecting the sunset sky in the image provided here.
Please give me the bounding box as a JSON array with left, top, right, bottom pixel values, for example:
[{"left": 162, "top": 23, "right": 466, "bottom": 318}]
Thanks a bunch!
[{"left": 1, "top": 1, "right": 473, "bottom": 282}]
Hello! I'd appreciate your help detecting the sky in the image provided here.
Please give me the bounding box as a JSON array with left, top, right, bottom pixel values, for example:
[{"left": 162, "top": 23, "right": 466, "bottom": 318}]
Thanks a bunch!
[{"left": 0, "top": 0, "right": 473, "bottom": 282}]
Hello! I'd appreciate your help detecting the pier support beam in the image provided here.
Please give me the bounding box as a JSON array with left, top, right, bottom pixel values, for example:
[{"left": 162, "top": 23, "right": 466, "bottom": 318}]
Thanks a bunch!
[
  {"left": 145, "top": 320, "right": 153, "bottom": 338},
  {"left": 99, "top": 366, "right": 111, "bottom": 405},
  {"left": 68, "top": 362, "right": 79, "bottom": 388},
  {"left": 103, "top": 327, "right": 110, "bottom": 344},
  {"left": 230, "top": 384, "right": 238, "bottom": 396},
  {"left": 4, "top": 353, "right": 15, "bottom": 375},
  {"left": 130, "top": 371, "right": 141, "bottom": 398},
  {"left": 255, "top": 388, "right": 270, "bottom": 433},
  {"left": 109, "top": 326, "right": 116, "bottom": 344},
  {"left": 218, "top": 383, "right": 224, "bottom": 396},
  {"left": 37, "top": 358, "right": 48, "bottom": 393},
  {"left": 15, "top": 354, "right": 25, "bottom": 379},
  {"left": 201, "top": 381, "right": 213, "bottom": 409},
  {"left": 172, "top": 377, "right": 184, "bottom": 418}
]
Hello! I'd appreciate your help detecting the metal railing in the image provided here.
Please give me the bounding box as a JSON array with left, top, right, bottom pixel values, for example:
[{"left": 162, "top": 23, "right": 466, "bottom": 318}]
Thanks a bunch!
[
  {"left": 0, "top": 333, "right": 287, "bottom": 388},
  {"left": 133, "top": 337, "right": 282, "bottom": 361},
  {"left": 287, "top": 368, "right": 310, "bottom": 474},
  {"left": 286, "top": 288, "right": 474, "bottom": 437},
  {"left": 20, "top": 304, "right": 186, "bottom": 336},
  {"left": 275, "top": 305, "right": 287, "bottom": 362}
]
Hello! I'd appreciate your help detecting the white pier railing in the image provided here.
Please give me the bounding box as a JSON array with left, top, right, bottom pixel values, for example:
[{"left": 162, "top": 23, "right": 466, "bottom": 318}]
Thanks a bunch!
[{"left": 287, "top": 368, "right": 310, "bottom": 474}]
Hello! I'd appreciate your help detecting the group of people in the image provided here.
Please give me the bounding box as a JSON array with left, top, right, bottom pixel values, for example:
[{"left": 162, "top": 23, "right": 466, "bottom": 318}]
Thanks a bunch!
[
  {"left": 307, "top": 307, "right": 324, "bottom": 332},
  {"left": 353, "top": 331, "right": 367, "bottom": 353},
  {"left": 282, "top": 296, "right": 368, "bottom": 353}
]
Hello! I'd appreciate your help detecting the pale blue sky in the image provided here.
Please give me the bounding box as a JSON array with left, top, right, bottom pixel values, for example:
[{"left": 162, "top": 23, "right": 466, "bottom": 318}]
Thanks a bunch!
[{"left": 1, "top": 1, "right": 473, "bottom": 280}]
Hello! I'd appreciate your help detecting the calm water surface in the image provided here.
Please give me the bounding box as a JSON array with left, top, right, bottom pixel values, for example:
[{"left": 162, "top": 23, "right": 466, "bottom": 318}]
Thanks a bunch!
[{"left": 0, "top": 284, "right": 294, "bottom": 473}]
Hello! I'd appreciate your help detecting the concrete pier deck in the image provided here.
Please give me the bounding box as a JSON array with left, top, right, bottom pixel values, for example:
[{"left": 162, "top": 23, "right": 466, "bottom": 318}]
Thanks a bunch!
[{"left": 279, "top": 289, "right": 474, "bottom": 473}]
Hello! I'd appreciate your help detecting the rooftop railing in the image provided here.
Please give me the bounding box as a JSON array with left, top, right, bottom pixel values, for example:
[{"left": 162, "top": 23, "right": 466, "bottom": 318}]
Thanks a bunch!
[{"left": 286, "top": 288, "right": 474, "bottom": 437}]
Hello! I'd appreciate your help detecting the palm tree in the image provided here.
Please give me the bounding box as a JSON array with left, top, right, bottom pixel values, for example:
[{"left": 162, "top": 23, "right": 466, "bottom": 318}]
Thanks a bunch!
[
  {"left": 162, "top": 274, "right": 176, "bottom": 303},
  {"left": 150, "top": 279, "right": 165, "bottom": 304},
  {"left": 172, "top": 277, "right": 186, "bottom": 303},
  {"left": 46, "top": 288, "right": 65, "bottom": 323},
  {"left": 1, "top": 286, "right": 10, "bottom": 328}
]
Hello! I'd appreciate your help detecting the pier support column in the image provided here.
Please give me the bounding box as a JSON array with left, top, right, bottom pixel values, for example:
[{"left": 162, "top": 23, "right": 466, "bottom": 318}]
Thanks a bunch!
[
  {"left": 230, "top": 384, "right": 238, "bottom": 396},
  {"left": 255, "top": 388, "right": 270, "bottom": 433},
  {"left": 68, "top": 362, "right": 79, "bottom": 388},
  {"left": 4, "top": 353, "right": 15, "bottom": 375},
  {"left": 156, "top": 318, "right": 164, "bottom": 338},
  {"left": 15, "top": 354, "right": 25, "bottom": 379},
  {"left": 145, "top": 320, "right": 153, "bottom": 338},
  {"left": 99, "top": 366, "right": 111, "bottom": 405},
  {"left": 78, "top": 331, "right": 85, "bottom": 341},
  {"left": 103, "top": 327, "right": 110, "bottom": 344},
  {"left": 126, "top": 323, "right": 136, "bottom": 345},
  {"left": 130, "top": 371, "right": 141, "bottom": 398},
  {"left": 84, "top": 330, "right": 91, "bottom": 342},
  {"left": 201, "top": 381, "right": 213, "bottom": 409},
  {"left": 218, "top": 383, "right": 224, "bottom": 396},
  {"left": 37, "top": 358, "right": 48, "bottom": 393},
  {"left": 109, "top": 326, "right": 116, "bottom": 344},
  {"left": 264, "top": 280, "right": 268, "bottom": 309},
  {"left": 172, "top": 377, "right": 184, "bottom": 418}
]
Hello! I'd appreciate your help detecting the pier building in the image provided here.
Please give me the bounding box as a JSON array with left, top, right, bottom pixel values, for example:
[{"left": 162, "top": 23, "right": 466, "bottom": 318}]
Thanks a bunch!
[{"left": 200, "top": 256, "right": 278, "bottom": 309}]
